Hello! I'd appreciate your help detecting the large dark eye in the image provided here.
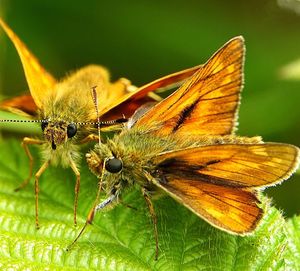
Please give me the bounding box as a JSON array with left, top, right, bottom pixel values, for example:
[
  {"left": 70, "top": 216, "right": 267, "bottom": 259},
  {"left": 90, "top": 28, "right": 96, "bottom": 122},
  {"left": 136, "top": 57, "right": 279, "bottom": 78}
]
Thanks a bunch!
[
  {"left": 41, "top": 120, "right": 48, "bottom": 131},
  {"left": 67, "top": 123, "right": 77, "bottom": 138},
  {"left": 105, "top": 157, "right": 123, "bottom": 173}
]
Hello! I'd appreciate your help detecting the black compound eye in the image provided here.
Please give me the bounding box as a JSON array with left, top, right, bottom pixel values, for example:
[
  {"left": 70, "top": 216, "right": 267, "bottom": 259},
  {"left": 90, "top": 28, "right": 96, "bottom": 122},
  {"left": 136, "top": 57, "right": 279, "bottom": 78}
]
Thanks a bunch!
[
  {"left": 105, "top": 157, "right": 123, "bottom": 173},
  {"left": 67, "top": 123, "right": 77, "bottom": 138},
  {"left": 41, "top": 120, "right": 48, "bottom": 131}
]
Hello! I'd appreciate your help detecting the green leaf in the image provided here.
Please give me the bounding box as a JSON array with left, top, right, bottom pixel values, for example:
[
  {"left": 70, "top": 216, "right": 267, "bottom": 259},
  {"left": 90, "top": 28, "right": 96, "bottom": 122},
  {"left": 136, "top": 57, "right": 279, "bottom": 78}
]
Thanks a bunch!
[
  {"left": 0, "top": 139, "right": 296, "bottom": 270},
  {"left": 284, "top": 215, "right": 300, "bottom": 270}
]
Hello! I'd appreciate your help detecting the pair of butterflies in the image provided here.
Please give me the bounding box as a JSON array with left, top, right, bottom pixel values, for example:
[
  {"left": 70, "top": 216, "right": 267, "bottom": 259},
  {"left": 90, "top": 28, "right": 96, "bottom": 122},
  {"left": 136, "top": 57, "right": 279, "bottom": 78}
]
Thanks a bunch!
[{"left": 0, "top": 19, "right": 299, "bottom": 257}]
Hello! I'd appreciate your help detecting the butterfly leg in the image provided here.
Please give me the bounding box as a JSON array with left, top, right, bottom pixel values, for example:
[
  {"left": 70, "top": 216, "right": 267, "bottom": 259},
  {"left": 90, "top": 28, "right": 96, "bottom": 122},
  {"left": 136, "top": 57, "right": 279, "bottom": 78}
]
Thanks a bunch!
[
  {"left": 69, "top": 159, "right": 81, "bottom": 226},
  {"left": 142, "top": 187, "right": 159, "bottom": 260},
  {"left": 15, "top": 137, "right": 44, "bottom": 192},
  {"left": 67, "top": 177, "right": 115, "bottom": 250},
  {"left": 34, "top": 160, "right": 50, "bottom": 228},
  {"left": 115, "top": 78, "right": 162, "bottom": 101},
  {"left": 80, "top": 134, "right": 99, "bottom": 144},
  {"left": 113, "top": 77, "right": 138, "bottom": 93},
  {"left": 71, "top": 135, "right": 100, "bottom": 226}
]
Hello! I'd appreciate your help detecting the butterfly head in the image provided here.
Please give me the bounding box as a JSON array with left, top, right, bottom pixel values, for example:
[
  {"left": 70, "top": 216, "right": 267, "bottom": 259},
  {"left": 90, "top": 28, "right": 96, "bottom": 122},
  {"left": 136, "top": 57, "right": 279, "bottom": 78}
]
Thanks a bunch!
[
  {"left": 41, "top": 119, "right": 77, "bottom": 150},
  {"left": 86, "top": 131, "right": 176, "bottom": 198}
]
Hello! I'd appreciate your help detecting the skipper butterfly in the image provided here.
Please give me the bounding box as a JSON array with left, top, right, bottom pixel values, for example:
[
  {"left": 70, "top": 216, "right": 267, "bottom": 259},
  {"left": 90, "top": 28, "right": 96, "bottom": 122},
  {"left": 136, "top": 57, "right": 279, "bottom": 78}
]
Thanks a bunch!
[{"left": 71, "top": 36, "right": 299, "bottom": 259}]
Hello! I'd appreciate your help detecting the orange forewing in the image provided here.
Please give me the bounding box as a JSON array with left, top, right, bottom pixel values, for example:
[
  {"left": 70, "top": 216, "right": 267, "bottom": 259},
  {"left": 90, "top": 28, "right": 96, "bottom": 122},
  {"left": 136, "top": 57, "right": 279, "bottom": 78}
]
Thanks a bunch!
[
  {"left": 0, "top": 19, "right": 56, "bottom": 109},
  {"left": 156, "top": 179, "right": 262, "bottom": 234},
  {"left": 154, "top": 143, "right": 299, "bottom": 188},
  {"left": 135, "top": 36, "right": 244, "bottom": 136}
]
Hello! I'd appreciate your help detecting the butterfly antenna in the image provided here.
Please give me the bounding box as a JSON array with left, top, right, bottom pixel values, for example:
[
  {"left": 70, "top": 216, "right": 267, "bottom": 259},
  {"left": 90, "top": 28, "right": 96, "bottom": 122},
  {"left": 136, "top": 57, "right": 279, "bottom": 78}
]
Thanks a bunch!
[
  {"left": 91, "top": 86, "right": 101, "bottom": 145},
  {"left": 74, "top": 86, "right": 128, "bottom": 128},
  {"left": 0, "top": 119, "right": 46, "bottom": 124}
]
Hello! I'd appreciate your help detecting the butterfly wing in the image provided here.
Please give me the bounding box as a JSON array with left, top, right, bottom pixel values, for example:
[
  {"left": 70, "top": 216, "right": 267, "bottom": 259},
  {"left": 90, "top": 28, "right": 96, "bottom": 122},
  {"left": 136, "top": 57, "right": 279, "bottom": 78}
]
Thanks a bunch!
[
  {"left": 135, "top": 36, "right": 244, "bottom": 136},
  {"left": 153, "top": 143, "right": 300, "bottom": 188},
  {"left": 0, "top": 94, "right": 38, "bottom": 117},
  {"left": 150, "top": 143, "right": 299, "bottom": 233},
  {"left": 0, "top": 19, "right": 56, "bottom": 111},
  {"left": 155, "top": 178, "right": 262, "bottom": 234},
  {"left": 100, "top": 65, "right": 202, "bottom": 121}
]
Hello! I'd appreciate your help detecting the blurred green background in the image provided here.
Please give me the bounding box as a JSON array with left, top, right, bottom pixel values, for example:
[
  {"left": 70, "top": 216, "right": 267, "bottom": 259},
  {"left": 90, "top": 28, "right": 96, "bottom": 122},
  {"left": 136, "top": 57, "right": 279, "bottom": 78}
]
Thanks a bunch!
[{"left": 0, "top": 0, "right": 299, "bottom": 215}]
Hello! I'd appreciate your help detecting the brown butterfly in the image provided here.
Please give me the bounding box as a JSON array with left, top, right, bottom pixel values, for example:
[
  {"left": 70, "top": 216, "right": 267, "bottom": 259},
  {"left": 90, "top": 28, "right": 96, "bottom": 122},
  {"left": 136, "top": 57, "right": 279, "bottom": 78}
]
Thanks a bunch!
[
  {"left": 70, "top": 36, "right": 299, "bottom": 259},
  {"left": 0, "top": 18, "right": 201, "bottom": 227}
]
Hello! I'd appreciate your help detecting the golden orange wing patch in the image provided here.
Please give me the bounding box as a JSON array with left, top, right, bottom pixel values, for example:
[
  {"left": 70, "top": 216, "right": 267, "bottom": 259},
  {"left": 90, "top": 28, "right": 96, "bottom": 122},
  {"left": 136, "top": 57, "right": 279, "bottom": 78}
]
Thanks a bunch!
[
  {"left": 135, "top": 36, "right": 244, "bottom": 136},
  {"left": 154, "top": 143, "right": 300, "bottom": 188},
  {"left": 156, "top": 178, "right": 262, "bottom": 234},
  {"left": 0, "top": 18, "right": 56, "bottom": 109}
]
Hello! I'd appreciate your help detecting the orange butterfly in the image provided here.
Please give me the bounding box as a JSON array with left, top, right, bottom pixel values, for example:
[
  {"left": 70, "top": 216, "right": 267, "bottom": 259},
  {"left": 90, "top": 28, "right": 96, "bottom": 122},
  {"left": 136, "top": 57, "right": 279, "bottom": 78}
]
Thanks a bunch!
[
  {"left": 71, "top": 36, "right": 299, "bottom": 259},
  {"left": 0, "top": 18, "right": 200, "bottom": 227}
]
